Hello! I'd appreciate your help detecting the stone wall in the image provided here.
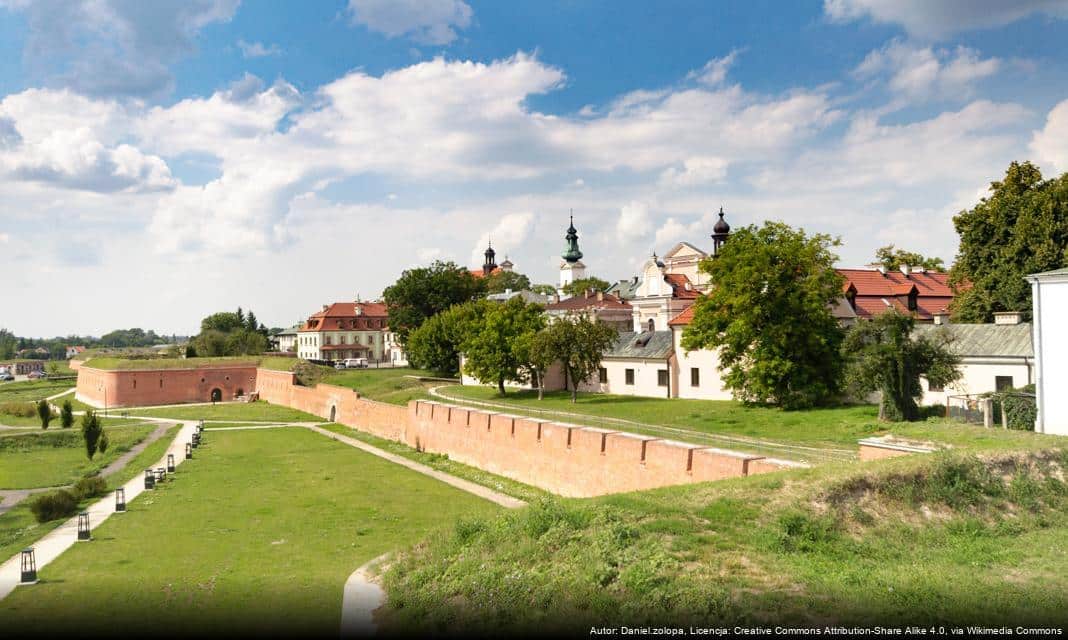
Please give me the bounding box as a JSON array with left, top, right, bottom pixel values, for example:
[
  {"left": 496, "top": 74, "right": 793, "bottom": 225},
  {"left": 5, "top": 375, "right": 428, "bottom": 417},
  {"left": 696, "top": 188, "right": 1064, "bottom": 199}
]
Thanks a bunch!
[{"left": 76, "top": 364, "right": 259, "bottom": 408}]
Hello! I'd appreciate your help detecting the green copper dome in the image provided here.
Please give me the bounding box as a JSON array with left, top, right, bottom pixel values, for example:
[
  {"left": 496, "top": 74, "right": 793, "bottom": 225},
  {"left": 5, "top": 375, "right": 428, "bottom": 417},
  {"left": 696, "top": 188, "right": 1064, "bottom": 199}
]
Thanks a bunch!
[{"left": 562, "top": 215, "right": 583, "bottom": 263}]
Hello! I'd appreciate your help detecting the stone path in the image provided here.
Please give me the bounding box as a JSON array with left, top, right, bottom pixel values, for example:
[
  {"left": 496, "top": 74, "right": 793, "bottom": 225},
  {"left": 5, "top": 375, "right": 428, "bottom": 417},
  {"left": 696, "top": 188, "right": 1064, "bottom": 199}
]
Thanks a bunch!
[
  {"left": 0, "top": 420, "right": 197, "bottom": 601},
  {"left": 340, "top": 554, "right": 390, "bottom": 637}
]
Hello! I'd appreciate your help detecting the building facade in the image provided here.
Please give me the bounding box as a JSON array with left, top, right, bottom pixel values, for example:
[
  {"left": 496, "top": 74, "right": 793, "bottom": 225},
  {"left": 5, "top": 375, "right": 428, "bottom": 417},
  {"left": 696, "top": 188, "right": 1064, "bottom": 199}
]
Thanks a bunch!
[
  {"left": 1028, "top": 267, "right": 1068, "bottom": 435},
  {"left": 296, "top": 301, "right": 390, "bottom": 362}
]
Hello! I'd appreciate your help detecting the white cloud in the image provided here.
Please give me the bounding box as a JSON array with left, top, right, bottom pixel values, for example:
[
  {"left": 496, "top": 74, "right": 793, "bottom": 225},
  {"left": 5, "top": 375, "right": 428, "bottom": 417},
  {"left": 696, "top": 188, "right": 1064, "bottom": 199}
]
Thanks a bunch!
[
  {"left": 237, "top": 39, "right": 282, "bottom": 58},
  {"left": 347, "top": 0, "right": 473, "bottom": 45},
  {"left": 0, "top": 0, "right": 239, "bottom": 98},
  {"left": 616, "top": 201, "right": 652, "bottom": 243},
  {"left": 687, "top": 51, "right": 739, "bottom": 86},
  {"left": 470, "top": 211, "right": 535, "bottom": 268},
  {"left": 0, "top": 232, "right": 8, "bottom": 244},
  {"left": 855, "top": 40, "right": 1000, "bottom": 103},
  {"left": 825, "top": 0, "right": 1068, "bottom": 39},
  {"left": 1031, "top": 99, "right": 1068, "bottom": 173},
  {"left": 659, "top": 156, "right": 729, "bottom": 187}
]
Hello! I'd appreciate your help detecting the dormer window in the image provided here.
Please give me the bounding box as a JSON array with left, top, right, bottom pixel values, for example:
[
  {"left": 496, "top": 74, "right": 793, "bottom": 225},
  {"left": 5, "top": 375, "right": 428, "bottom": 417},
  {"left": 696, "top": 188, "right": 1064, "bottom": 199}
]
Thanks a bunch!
[{"left": 907, "top": 290, "right": 918, "bottom": 311}]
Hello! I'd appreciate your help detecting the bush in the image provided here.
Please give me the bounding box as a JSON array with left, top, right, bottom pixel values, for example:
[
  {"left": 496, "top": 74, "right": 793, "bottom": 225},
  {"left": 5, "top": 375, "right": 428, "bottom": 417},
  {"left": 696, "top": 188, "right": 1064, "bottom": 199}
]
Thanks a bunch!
[
  {"left": 61, "top": 400, "right": 74, "bottom": 428},
  {"left": 37, "top": 399, "right": 53, "bottom": 429},
  {"left": 72, "top": 475, "right": 107, "bottom": 501},
  {"left": 775, "top": 511, "right": 840, "bottom": 553},
  {"left": 30, "top": 490, "right": 78, "bottom": 523},
  {"left": 0, "top": 401, "right": 37, "bottom": 418}
]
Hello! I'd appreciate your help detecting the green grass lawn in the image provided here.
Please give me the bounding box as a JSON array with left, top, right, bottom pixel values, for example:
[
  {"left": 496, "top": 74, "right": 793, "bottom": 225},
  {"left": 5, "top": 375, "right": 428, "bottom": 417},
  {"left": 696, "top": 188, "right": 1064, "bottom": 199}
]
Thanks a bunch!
[
  {"left": 130, "top": 400, "right": 320, "bottom": 423},
  {"left": 0, "top": 424, "right": 159, "bottom": 489},
  {"left": 381, "top": 447, "right": 1068, "bottom": 633},
  {"left": 81, "top": 356, "right": 261, "bottom": 370},
  {"left": 0, "top": 428, "right": 501, "bottom": 635},
  {"left": 438, "top": 386, "right": 1057, "bottom": 459},
  {"left": 323, "top": 367, "right": 442, "bottom": 405},
  {"left": 0, "top": 379, "right": 76, "bottom": 403}
]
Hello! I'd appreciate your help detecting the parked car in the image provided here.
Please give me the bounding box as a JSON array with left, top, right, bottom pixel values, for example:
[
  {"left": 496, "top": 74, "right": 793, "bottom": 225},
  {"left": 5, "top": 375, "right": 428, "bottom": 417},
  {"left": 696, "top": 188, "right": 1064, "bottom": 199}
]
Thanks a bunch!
[
  {"left": 27, "top": 371, "right": 47, "bottom": 379},
  {"left": 0, "top": 372, "right": 14, "bottom": 381},
  {"left": 334, "top": 362, "right": 346, "bottom": 370},
  {"left": 343, "top": 358, "right": 368, "bottom": 369}
]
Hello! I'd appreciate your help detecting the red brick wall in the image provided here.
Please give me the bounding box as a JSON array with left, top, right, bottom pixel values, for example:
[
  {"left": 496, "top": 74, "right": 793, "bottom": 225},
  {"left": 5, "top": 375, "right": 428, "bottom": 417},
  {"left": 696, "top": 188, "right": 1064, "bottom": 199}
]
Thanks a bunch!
[{"left": 76, "top": 365, "right": 258, "bottom": 408}]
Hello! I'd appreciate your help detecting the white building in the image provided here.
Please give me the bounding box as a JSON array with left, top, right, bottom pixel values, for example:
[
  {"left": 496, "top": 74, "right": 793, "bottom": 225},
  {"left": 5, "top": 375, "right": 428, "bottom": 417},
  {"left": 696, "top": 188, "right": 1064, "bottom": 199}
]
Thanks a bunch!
[
  {"left": 913, "top": 313, "right": 1034, "bottom": 406},
  {"left": 1028, "top": 267, "right": 1068, "bottom": 435},
  {"left": 296, "top": 300, "right": 390, "bottom": 362},
  {"left": 666, "top": 306, "right": 732, "bottom": 400}
]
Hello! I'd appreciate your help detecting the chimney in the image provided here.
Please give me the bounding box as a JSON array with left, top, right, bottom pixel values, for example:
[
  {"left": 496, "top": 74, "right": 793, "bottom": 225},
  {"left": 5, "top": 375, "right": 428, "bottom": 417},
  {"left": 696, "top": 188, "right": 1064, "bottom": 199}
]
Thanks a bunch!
[
  {"left": 933, "top": 312, "right": 949, "bottom": 326},
  {"left": 994, "top": 311, "right": 1022, "bottom": 325},
  {"left": 322, "top": 304, "right": 329, "bottom": 311},
  {"left": 877, "top": 266, "right": 888, "bottom": 276},
  {"left": 552, "top": 294, "right": 560, "bottom": 304},
  {"left": 584, "top": 289, "right": 592, "bottom": 299},
  {"left": 597, "top": 291, "right": 604, "bottom": 301},
  {"left": 900, "top": 264, "right": 911, "bottom": 277},
  {"left": 505, "top": 288, "right": 512, "bottom": 295}
]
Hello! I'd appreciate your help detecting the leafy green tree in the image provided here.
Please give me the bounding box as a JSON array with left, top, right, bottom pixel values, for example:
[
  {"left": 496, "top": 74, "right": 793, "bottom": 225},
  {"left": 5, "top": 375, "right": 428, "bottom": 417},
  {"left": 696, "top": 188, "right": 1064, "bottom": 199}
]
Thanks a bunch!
[
  {"left": 224, "top": 329, "right": 269, "bottom": 356},
  {"left": 951, "top": 161, "right": 1068, "bottom": 322},
  {"left": 37, "top": 399, "right": 52, "bottom": 429},
  {"left": 81, "top": 409, "right": 102, "bottom": 460},
  {"left": 875, "top": 245, "right": 945, "bottom": 272},
  {"left": 406, "top": 301, "right": 490, "bottom": 376},
  {"left": 523, "top": 328, "right": 562, "bottom": 400},
  {"left": 842, "top": 311, "right": 961, "bottom": 421},
  {"left": 462, "top": 298, "right": 546, "bottom": 394},
  {"left": 682, "top": 221, "right": 845, "bottom": 409},
  {"left": 483, "top": 270, "right": 533, "bottom": 294},
  {"left": 200, "top": 312, "right": 244, "bottom": 333},
  {"left": 530, "top": 284, "right": 558, "bottom": 296},
  {"left": 61, "top": 399, "right": 74, "bottom": 429},
  {"left": 98, "top": 429, "right": 109, "bottom": 455},
  {"left": 543, "top": 315, "right": 618, "bottom": 403},
  {"left": 0, "top": 328, "right": 16, "bottom": 359},
  {"left": 560, "top": 276, "right": 611, "bottom": 297},
  {"left": 383, "top": 261, "right": 486, "bottom": 342}
]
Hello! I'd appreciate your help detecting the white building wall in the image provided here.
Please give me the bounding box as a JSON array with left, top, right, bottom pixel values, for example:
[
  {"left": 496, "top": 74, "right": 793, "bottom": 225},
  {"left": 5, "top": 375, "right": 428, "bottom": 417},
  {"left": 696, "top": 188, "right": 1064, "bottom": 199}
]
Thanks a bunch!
[
  {"left": 919, "top": 359, "right": 1033, "bottom": 406},
  {"left": 1034, "top": 276, "right": 1068, "bottom": 435},
  {"left": 671, "top": 330, "right": 733, "bottom": 400},
  {"left": 577, "top": 358, "right": 672, "bottom": 398}
]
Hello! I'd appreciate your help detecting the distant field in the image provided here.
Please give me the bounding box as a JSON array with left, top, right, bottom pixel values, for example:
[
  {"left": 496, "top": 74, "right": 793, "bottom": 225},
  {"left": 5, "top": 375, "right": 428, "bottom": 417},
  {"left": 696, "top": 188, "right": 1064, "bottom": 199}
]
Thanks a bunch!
[
  {"left": 0, "top": 427, "right": 502, "bottom": 635},
  {"left": 324, "top": 367, "right": 443, "bottom": 405},
  {"left": 130, "top": 401, "right": 320, "bottom": 423},
  {"left": 0, "top": 380, "right": 76, "bottom": 403}
]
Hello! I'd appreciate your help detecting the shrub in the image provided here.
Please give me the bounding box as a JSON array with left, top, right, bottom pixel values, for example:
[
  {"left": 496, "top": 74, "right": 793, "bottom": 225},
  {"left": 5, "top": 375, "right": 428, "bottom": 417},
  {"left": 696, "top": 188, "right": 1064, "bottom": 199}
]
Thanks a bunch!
[
  {"left": 30, "top": 490, "right": 78, "bottom": 523},
  {"left": 775, "top": 511, "right": 840, "bottom": 553},
  {"left": 37, "top": 399, "right": 53, "bottom": 429},
  {"left": 0, "top": 401, "right": 37, "bottom": 418},
  {"left": 61, "top": 400, "right": 74, "bottom": 428},
  {"left": 72, "top": 476, "right": 107, "bottom": 501}
]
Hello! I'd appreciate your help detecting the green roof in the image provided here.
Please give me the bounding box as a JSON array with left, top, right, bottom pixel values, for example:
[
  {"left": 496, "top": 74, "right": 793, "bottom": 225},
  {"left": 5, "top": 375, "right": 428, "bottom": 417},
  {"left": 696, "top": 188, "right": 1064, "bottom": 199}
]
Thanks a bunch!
[{"left": 913, "top": 323, "right": 1032, "bottom": 358}]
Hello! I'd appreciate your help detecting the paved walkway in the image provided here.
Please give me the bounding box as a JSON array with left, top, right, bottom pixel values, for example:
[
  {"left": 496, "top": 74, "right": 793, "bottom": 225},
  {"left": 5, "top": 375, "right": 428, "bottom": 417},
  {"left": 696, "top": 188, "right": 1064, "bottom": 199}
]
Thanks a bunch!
[
  {"left": 340, "top": 554, "right": 390, "bottom": 637},
  {"left": 0, "top": 420, "right": 197, "bottom": 601}
]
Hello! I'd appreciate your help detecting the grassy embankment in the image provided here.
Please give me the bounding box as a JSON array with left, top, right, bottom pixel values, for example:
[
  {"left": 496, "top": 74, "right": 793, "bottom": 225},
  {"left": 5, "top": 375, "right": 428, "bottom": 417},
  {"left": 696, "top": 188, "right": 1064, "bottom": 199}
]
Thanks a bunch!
[
  {"left": 0, "top": 428, "right": 501, "bottom": 635},
  {"left": 323, "top": 367, "right": 442, "bottom": 406},
  {"left": 0, "top": 424, "right": 159, "bottom": 489}
]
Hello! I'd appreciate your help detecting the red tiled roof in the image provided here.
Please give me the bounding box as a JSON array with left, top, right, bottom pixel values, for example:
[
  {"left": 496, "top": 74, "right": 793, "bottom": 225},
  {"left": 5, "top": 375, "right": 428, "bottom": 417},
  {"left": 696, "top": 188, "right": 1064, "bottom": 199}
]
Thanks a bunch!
[
  {"left": 469, "top": 267, "right": 501, "bottom": 278},
  {"left": 668, "top": 305, "right": 695, "bottom": 326},
  {"left": 838, "top": 268, "right": 955, "bottom": 320},
  {"left": 300, "top": 302, "right": 389, "bottom": 332},
  {"left": 546, "top": 291, "right": 632, "bottom": 312},
  {"left": 663, "top": 273, "right": 699, "bottom": 299}
]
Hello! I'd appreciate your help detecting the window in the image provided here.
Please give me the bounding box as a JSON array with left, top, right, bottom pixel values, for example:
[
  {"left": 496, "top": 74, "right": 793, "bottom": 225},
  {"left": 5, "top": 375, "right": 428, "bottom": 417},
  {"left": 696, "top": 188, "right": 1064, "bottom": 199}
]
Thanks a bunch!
[
  {"left": 690, "top": 367, "right": 700, "bottom": 387},
  {"left": 908, "top": 291, "right": 918, "bottom": 311},
  {"left": 598, "top": 367, "right": 607, "bottom": 384},
  {"left": 625, "top": 368, "right": 635, "bottom": 385},
  {"left": 927, "top": 378, "right": 944, "bottom": 392},
  {"left": 647, "top": 318, "right": 655, "bottom": 332},
  {"left": 657, "top": 370, "right": 669, "bottom": 387},
  {"left": 995, "top": 376, "right": 1014, "bottom": 392}
]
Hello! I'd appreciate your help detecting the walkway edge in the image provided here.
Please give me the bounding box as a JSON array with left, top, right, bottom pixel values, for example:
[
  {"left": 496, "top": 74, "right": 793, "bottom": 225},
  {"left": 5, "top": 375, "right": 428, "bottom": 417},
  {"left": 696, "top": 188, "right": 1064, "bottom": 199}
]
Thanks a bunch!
[{"left": 340, "top": 553, "right": 390, "bottom": 637}]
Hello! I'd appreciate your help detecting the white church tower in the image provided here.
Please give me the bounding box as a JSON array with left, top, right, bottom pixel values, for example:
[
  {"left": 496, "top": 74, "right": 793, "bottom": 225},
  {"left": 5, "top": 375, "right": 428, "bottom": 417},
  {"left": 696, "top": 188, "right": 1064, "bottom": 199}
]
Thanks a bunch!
[{"left": 558, "top": 214, "right": 587, "bottom": 295}]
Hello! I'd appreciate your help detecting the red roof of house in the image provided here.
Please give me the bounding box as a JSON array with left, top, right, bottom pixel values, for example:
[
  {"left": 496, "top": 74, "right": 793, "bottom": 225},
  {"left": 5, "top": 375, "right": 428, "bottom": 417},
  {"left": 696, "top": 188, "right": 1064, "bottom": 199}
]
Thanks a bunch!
[
  {"left": 663, "top": 273, "right": 699, "bottom": 299},
  {"left": 469, "top": 267, "right": 502, "bottom": 278},
  {"left": 668, "top": 305, "right": 695, "bottom": 326},
  {"left": 837, "top": 268, "right": 954, "bottom": 320},
  {"left": 546, "top": 291, "right": 632, "bottom": 312},
  {"left": 300, "top": 302, "right": 389, "bottom": 332}
]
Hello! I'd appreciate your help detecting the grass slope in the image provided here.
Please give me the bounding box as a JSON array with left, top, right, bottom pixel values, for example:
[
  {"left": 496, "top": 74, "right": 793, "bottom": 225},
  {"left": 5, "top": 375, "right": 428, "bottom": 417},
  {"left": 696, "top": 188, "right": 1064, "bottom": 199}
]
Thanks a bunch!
[
  {"left": 0, "top": 428, "right": 501, "bottom": 635},
  {"left": 0, "top": 380, "right": 76, "bottom": 403},
  {"left": 381, "top": 448, "right": 1068, "bottom": 633},
  {"left": 0, "top": 424, "right": 158, "bottom": 489},
  {"left": 130, "top": 401, "right": 320, "bottom": 423},
  {"left": 323, "top": 367, "right": 440, "bottom": 405}
]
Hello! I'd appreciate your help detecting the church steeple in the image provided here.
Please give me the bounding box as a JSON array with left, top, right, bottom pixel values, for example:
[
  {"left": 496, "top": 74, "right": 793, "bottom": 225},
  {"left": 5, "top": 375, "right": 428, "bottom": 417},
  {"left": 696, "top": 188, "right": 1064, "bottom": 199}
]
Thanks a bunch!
[
  {"left": 711, "top": 206, "right": 731, "bottom": 255},
  {"left": 483, "top": 240, "right": 497, "bottom": 274},
  {"left": 562, "top": 212, "right": 583, "bottom": 263}
]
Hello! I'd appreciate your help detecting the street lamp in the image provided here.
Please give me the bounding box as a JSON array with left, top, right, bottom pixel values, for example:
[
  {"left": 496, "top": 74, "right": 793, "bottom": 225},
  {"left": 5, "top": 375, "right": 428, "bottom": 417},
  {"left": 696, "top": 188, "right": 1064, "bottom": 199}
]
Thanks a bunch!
[
  {"left": 77, "top": 512, "right": 91, "bottom": 541},
  {"left": 155, "top": 467, "right": 166, "bottom": 483},
  {"left": 185, "top": 442, "right": 192, "bottom": 459},
  {"left": 144, "top": 468, "right": 155, "bottom": 490},
  {"left": 20, "top": 548, "right": 36, "bottom": 584},
  {"left": 167, "top": 453, "right": 175, "bottom": 473},
  {"left": 115, "top": 487, "right": 126, "bottom": 512}
]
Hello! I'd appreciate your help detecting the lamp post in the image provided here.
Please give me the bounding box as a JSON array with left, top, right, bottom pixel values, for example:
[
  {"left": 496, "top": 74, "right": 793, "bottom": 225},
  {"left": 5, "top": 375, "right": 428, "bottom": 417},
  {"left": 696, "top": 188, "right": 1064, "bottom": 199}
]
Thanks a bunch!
[
  {"left": 115, "top": 487, "right": 126, "bottom": 512},
  {"left": 167, "top": 453, "right": 175, "bottom": 473},
  {"left": 155, "top": 467, "right": 166, "bottom": 483},
  {"left": 185, "top": 442, "right": 192, "bottom": 459},
  {"left": 20, "top": 548, "right": 36, "bottom": 584},
  {"left": 144, "top": 468, "right": 155, "bottom": 490},
  {"left": 77, "top": 512, "right": 91, "bottom": 541}
]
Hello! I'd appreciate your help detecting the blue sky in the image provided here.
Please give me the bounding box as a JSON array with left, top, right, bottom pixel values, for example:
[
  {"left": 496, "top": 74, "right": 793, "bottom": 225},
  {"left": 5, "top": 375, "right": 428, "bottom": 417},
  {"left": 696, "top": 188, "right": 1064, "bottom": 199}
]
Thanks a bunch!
[{"left": 2, "top": 0, "right": 1068, "bottom": 336}]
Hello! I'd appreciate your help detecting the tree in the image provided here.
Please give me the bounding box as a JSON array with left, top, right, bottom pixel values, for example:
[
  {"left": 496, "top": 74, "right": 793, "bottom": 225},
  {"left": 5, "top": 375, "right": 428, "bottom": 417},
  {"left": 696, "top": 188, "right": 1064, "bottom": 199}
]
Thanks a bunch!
[
  {"left": 523, "top": 329, "right": 561, "bottom": 400},
  {"left": 81, "top": 409, "right": 102, "bottom": 460},
  {"left": 483, "top": 270, "right": 533, "bottom": 294},
  {"left": 37, "top": 399, "right": 52, "bottom": 429},
  {"left": 98, "top": 429, "right": 109, "bottom": 456},
  {"left": 682, "top": 221, "right": 845, "bottom": 409},
  {"left": 530, "top": 284, "right": 557, "bottom": 296},
  {"left": 951, "top": 161, "right": 1068, "bottom": 322},
  {"left": 842, "top": 311, "right": 961, "bottom": 421},
  {"left": 61, "top": 399, "right": 74, "bottom": 429},
  {"left": 46, "top": 361, "right": 60, "bottom": 376},
  {"left": 462, "top": 298, "right": 546, "bottom": 394},
  {"left": 560, "top": 276, "right": 610, "bottom": 297},
  {"left": 200, "top": 312, "right": 244, "bottom": 334},
  {"left": 875, "top": 245, "right": 945, "bottom": 272},
  {"left": 543, "top": 315, "right": 617, "bottom": 403},
  {"left": 406, "top": 301, "right": 489, "bottom": 376},
  {"left": 383, "top": 261, "right": 486, "bottom": 342}
]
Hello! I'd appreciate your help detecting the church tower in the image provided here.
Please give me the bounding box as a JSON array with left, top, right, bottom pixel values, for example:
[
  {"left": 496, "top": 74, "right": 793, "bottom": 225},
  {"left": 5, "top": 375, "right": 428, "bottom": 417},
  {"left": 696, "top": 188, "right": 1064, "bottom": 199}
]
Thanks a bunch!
[
  {"left": 711, "top": 207, "right": 731, "bottom": 256},
  {"left": 559, "top": 213, "right": 587, "bottom": 293},
  {"left": 482, "top": 241, "right": 497, "bottom": 275}
]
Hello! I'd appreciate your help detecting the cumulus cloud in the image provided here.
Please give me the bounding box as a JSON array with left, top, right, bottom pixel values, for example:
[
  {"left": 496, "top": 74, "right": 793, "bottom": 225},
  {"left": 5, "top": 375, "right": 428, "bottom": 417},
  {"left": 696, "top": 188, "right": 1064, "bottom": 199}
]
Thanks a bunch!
[
  {"left": 855, "top": 40, "right": 1000, "bottom": 103},
  {"left": 470, "top": 211, "right": 535, "bottom": 268},
  {"left": 687, "top": 51, "right": 739, "bottom": 86},
  {"left": 1, "top": 0, "right": 239, "bottom": 99},
  {"left": 0, "top": 232, "right": 9, "bottom": 244},
  {"left": 616, "top": 202, "right": 652, "bottom": 243},
  {"left": 659, "top": 156, "right": 729, "bottom": 187},
  {"left": 1031, "top": 99, "right": 1068, "bottom": 173},
  {"left": 237, "top": 39, "right": 282, "bottom": 58},
  {"left": 347, "top": 0, "right": 473, "bottom": 45},
  {"left": 825, "top": 0, "right": 1068, "bottom": 39}
]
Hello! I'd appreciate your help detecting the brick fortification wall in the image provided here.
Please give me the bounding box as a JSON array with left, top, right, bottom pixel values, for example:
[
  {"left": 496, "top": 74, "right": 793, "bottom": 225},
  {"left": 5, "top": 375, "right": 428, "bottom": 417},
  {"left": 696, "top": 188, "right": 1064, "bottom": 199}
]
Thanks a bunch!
[{"left": 76, "top": 365, "right": 259, "bottom": 408}]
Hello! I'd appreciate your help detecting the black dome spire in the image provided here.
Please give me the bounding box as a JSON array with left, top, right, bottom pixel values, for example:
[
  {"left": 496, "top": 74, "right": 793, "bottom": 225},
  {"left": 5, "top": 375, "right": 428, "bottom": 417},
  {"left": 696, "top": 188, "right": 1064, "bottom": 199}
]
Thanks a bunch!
[{"left": 711, "top": 206, "right": 730, "bottom": 255}]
